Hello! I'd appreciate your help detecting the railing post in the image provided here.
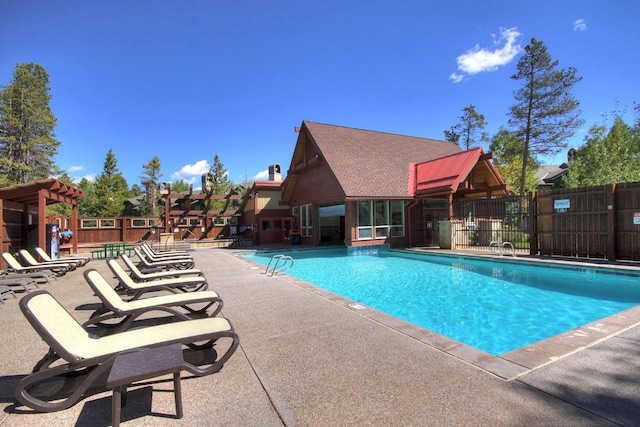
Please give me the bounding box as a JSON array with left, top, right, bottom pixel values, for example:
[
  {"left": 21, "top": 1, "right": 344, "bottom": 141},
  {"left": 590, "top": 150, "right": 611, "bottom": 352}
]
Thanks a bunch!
[
  {"left": 607, "top": 183, "right": 616, "bottom": 261},
  {"left": 529, "top": 191, "right": 538, "bottom": 256}
]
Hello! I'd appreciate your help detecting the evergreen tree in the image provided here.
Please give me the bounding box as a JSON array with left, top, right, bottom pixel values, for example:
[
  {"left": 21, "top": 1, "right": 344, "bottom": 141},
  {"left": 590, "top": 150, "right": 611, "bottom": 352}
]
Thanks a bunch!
[
  {"left": 0, "top": 63, "right": 60, "bottom": 186},
  {"left": 77, "top": 177, "right": 98, "bottom": 217},
  {"left": 564, "top": 113, "right": 640, "bottom": 187},
  {"left": 130, "top": 183, "right": 143, "bottom": 197},
  {"left": 93, "top": 149, "right": 129, "bottom": 216},
  {"left": 443, "top": 126, "right": 460, "bottom": 145},
  {"left": 204, "top": 154, "right": 231, "bottom": 211},
  {"left": 445, "top": 104, "right": 488, "bottom": 150},
  {"left": 508, "top": 38, "right": 583, "bottom": 196},
  {"left": 171, "top": 180, "right": 191, "bottom": 192},
  {"left": 139, "top": 156, "right": 163, "bottom": 217},
  {"left": 489, "top": 128, "right": 539, "bottom": 194}
]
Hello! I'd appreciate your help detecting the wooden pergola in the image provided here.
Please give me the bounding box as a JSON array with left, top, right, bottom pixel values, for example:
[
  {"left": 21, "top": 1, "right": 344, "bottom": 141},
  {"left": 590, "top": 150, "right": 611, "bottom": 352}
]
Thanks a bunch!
[{"left": 0, "top": 178, "right": 84, "bottom": 256}]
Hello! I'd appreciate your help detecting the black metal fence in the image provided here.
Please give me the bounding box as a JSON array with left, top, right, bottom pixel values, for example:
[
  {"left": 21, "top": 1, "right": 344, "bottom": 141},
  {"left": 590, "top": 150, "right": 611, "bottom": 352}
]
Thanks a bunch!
[{"left": 411, "top": 196, "right": 530, "bottom": 252}]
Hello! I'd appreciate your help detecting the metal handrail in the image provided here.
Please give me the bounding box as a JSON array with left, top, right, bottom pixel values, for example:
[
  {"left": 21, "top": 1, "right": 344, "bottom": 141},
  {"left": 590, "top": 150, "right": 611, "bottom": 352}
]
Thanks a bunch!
[
  {"left": 264, "top": 254, "right": 294, "bottom": 277},
  {"left": 489, "top": 241, "right": 516, "bottom": 257}
]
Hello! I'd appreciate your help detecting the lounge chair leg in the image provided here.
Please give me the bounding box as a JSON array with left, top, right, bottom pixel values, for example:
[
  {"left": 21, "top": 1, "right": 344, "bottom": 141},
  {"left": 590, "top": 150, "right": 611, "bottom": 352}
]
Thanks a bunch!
[
  {"left": 112, "top": 386, "right": 124, "bottom": 427},
  {"left": 174, "top": 372, "right": 183, "bottom": 419}
]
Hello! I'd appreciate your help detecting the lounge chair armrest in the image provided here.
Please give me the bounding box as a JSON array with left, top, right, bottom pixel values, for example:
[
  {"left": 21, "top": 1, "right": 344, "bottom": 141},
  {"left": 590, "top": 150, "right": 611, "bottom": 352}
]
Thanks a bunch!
[{"left": 117, "top": 305, "right": 193, "bottom": 331}]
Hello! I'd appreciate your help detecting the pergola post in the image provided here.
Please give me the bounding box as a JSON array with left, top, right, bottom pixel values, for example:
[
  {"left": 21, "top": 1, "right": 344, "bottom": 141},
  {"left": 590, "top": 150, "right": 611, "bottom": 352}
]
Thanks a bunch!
[{"left": 38, "top": 189, "right": 47, "bottom": 251}]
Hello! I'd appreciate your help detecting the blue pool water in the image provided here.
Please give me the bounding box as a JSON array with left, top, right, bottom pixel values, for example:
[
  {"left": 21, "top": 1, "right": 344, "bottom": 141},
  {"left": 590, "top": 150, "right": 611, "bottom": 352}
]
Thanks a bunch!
[{"left": 242, "top": 248, "right": 640, "bottom": 355}]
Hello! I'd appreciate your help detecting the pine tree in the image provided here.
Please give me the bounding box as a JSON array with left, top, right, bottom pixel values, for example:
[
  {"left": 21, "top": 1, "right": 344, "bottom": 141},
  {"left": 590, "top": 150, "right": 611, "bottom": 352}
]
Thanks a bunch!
[
  {"left": 0, "top": 63, "right": 60, "bottom": 186},
  {"left": 139, "top": 156, "right": 163, "bottom": 217},
  {"left": 93, "top": 149, "right": 129, "bottom": 216},
  {"left": 204, "top": 154, "right": 231, "bottom": 212},
  {"left": 508, "top": 38, "right": 583, "bottom": 196},
  {"left": 445, "top": 105, "right": 488, "bottom": 150}
]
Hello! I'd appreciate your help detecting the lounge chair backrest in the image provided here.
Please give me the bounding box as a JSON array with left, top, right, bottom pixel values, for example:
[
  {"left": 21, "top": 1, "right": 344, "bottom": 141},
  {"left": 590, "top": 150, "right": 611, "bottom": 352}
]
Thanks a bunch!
[
  {"left": 106, "top": 259, "right": 137, "bottom": 288},
  {"left": 20, "top": 290, "right": 93, "bottom": 363},
  {"left": 133, "top": 247, "right": 154, "bottom": 264},
  {"left": 120, "top": 254, "right": 143, "bottom": 275},
  {"left": 84, "top": 269, "right": 127, "bottom": 312},
  {"left": 140, "top": 243, "right": 190, "bottom": 260},
  {"left": 34, "top": 247, "right": 53, "bottom": 262},
  {"left": 2, "top": 252, "right": 24, "bottom": 271},
  {"left": 140, "top": 244, "right": 160, "bottom": 259},
  {"left": 19, "top": 249, "right": 41, "bottom": 266}
]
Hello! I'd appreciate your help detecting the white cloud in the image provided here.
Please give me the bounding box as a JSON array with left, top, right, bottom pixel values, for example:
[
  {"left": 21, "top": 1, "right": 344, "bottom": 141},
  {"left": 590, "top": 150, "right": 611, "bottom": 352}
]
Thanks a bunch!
[
  {"left": 253, "top": 169, "right": 269, "bottom": 180},
  {"left": 171, "top": 160, "right": 210, "bottom": 182},
  {"left": 449, "top": 72, "right": 465, "bottom": 83},
  {"left": 450, "top": 27, "right": 522, "bottom": 82},
  {"left": 67, "top": 165, "right": 84, "bottom": 173},
  {"left": 573, "top": 19, "right": 587, "bottom": 31}
]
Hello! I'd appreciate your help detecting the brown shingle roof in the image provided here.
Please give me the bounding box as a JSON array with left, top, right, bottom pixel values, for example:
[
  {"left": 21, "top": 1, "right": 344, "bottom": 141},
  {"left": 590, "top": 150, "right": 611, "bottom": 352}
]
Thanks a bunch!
[{"left": 303, "top": 121, "right": 461, "bottom": 198}]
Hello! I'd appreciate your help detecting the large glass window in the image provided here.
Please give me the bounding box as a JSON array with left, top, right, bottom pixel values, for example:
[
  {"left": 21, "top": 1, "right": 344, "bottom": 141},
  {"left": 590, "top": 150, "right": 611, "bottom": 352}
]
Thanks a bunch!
[
  {"left": 357, "top": 200, "right": 405, "bottom": 240},
  {"left": 357, "top": 201, "right": 373, "bottom": 239},
  {"left": 299, "top": 204, "right": 312, "bottom": 237},
  {"left": 375, "top": 201, "right": 389, "bottom": 238},
  {"left": 390, "top": 201, "right": 405, "bottom": 237}
]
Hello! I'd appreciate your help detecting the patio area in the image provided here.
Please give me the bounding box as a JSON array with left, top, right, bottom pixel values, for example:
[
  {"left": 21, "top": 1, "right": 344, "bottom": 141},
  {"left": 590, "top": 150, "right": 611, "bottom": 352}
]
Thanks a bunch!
[{"left": 1, "top": 247, "right": 639, "bottom": 426}]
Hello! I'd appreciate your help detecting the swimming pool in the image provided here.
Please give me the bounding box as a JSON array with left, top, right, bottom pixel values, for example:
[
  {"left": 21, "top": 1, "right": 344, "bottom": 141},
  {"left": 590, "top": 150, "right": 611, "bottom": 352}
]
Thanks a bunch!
[{"left": 242, "top": 248, "right": 640, "bottom": 355}]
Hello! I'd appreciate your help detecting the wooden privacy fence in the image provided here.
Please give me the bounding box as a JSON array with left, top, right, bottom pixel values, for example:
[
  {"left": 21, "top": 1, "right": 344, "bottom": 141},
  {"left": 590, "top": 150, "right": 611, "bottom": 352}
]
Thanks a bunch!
[
  {"left": 532, "top": 182, "right": 640, "bottom": 261},
  {"left": 45, "top": 216, "right": 235, "bottom": 247}
]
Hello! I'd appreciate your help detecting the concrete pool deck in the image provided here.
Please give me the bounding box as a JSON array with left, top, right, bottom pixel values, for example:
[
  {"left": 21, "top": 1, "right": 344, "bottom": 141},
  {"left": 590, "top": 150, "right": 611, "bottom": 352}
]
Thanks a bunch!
[{"left": 1, "top": 247, "right": 639, "bottom": 426}]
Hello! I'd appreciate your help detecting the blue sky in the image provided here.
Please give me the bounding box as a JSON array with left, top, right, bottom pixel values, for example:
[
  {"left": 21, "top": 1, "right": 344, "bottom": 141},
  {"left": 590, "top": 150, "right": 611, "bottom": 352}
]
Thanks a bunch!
[{"left": 2, "top": 1, "right": 638, "bottom": 188}]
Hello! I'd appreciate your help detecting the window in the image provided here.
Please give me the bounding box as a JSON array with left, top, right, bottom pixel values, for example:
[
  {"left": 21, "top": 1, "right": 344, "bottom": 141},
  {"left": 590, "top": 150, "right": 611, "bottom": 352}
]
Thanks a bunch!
[
  {"left": 100, "top": 219, "right": 115, "bottom": 228},
  {"left": 189, "top": 218, "right": 202, "bottom": 226},
  {"left": 81, "top": 219, "right": 97, "bottom": 228},
  {"left": 357, "top": 201, "right": 373, "bottom": 239},
  {"left": 375, "top": 201, "right": 389, "bottom": 238},
  {"left": 131, "top": 219, "right": 147, "bottom": 227},
  {"left": 299, "top": 204, "right": 312, "bottom": 237},
  {"left": 357, "top": 201, "right": 405, "bottom": 240},
  {"left": 262, "top": 220, "right": 271, "bottom": 231},
  {"left": 390, "top": 201, "right": 405, "bottom": 237},
  {"left": 213, "top": 217, "right": 225, "bottom": 225}
]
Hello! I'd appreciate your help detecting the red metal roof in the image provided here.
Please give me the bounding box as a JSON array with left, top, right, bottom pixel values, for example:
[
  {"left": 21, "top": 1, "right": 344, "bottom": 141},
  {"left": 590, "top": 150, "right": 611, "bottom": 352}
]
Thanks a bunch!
[{"left": 413, "top": 148, "right": 484, "bottom": 196}]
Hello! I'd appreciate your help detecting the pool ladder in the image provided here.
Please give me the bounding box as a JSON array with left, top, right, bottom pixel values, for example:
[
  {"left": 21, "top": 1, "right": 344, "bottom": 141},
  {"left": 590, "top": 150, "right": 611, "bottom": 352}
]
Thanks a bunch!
[
  {"left": 264, "top": 254, "right": 294, "bottom": 277},
  {"left": 489, "top": 241, "right": 516, "bottom": 257}
]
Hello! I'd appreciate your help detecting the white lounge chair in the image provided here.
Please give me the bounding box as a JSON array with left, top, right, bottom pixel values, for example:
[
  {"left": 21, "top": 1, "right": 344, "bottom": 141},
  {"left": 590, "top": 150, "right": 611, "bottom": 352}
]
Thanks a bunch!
[
  {"left": 15, "top": 290, "right": 239, "bottom": 412},
  {"left": 83, "top": 269, "right": 223, "bottom": 328},
  {"left": 133, "top": 247, "right": 195, "bottom": 270},
  {"left": 141, "top": 242, "right": 191, "bottom": 257},
  {"left": 34, "top": 246, "right": 90, "bottom": 267},
  {"left": 2, "top": 252, "right": 65, "bottom": 277},
  {"left": 120, "top": 253, "right": 204, "bottom": 281},
  {"left": 107, "top": 259, "right": 208, "bottom": 298},
  {"left": 0, "top": 276, "right": 39, "bottom": 293},
  {"left": 140, "top": 243, "right": 193, "bottom": 261},
  {"left": 18, "top": 249, "right": 76, "bottom": 273}
]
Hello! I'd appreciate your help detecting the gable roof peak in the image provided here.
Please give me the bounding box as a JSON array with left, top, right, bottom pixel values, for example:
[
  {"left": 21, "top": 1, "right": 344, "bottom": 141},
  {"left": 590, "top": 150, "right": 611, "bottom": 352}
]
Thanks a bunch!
[{"left": 302, "top": 120, "right": 456, "bottom": 144}]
